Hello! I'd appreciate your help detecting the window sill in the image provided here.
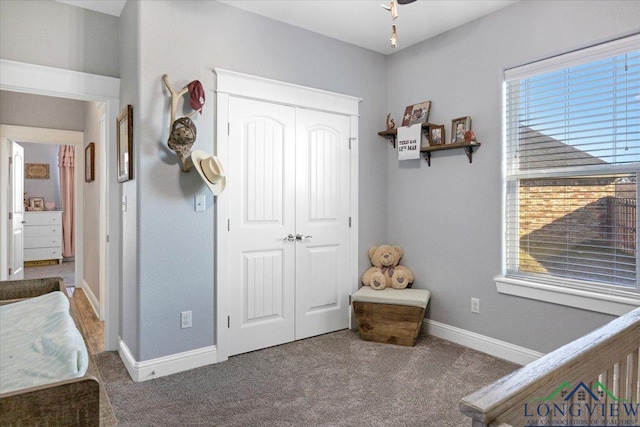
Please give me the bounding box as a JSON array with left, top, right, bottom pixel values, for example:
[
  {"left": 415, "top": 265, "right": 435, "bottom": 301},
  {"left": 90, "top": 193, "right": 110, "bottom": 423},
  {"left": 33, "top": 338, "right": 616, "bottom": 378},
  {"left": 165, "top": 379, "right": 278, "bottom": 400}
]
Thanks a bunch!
[{"left": 495, "top": 276, "right": 640, "bottom": 316}]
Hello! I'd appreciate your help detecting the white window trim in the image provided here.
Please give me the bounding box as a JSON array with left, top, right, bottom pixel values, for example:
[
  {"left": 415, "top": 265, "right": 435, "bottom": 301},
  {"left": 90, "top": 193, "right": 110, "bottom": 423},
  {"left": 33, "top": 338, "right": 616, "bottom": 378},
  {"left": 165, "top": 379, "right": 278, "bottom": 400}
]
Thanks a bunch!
[
  {"left": 500, "top": 34, "right": 640, "bottom": 316},
  {"left": 495, "top": 276, "right": 640, "bottom": 316}
]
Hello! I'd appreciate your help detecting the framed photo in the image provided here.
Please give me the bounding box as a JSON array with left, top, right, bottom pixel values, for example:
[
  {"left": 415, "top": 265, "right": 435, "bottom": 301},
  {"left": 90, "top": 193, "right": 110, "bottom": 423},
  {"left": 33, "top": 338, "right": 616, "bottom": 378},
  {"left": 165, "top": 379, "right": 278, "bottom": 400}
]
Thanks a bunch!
[
  {"left": 401, "top": 101, "right": 431, "bottom": 127},
  {"left": 429, "top": 125, "right": 445, "bottom": 146},
  {"left": 451, "top": 116, "right": 471, "bottom": 144},
  {"left": 29, "top": 197, "right": 44, "bottom": 211},
  {"left": 117, "top": 105, "right": 133, "bottom": 183},
  {"left": 85, "top": 142, "right": 95, "bottom": 183},
  {"left": 25, "top": 163, "right": 50, "bottom": 180}
]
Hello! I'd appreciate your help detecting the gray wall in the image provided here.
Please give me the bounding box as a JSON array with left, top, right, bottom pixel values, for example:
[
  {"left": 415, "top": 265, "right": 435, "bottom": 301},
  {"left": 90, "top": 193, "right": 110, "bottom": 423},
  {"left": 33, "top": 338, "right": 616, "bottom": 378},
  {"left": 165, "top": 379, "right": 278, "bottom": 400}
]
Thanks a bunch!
[
  {"left": 4, "top": 0, "right": 637, "bottom": 363},
  {"left": 386, "top": 0, "right": 640, "bottom": 353},
  {"left": 118, "top": 0, "right": 140, "bottom": 359},
  {"left": 83, "top": 102, "right": 102, "bottom": 300},
  {"left": 0, "top": 91, "right": 85, "bottom": 132},
  {"left": 122, "top": 0, "right": 388, "bottom": 360},
  {"left": 0, "top": 0, "right": 119, "bottom": 77},
  {"left": 21, "top": 142, "right": 60, "bottom": 209}
]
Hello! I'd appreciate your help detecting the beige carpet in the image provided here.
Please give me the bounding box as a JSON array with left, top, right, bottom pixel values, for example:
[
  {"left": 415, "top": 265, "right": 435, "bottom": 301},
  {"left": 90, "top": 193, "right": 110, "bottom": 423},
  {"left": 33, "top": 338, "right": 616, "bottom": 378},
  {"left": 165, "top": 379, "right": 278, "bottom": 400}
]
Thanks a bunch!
[
  {"left": 23, "top": 260, "right": 75, "bottom": 287},
  {"left": 95, "top": 330, "right": 519, "bottom": 426}
]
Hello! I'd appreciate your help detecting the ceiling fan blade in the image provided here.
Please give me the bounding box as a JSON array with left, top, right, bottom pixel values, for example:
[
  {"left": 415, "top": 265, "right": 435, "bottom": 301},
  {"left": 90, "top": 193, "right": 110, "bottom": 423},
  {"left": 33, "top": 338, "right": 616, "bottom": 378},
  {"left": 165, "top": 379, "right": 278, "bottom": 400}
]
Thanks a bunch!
[{"left": 397, "top": 0, "right": 417, "bottom": 4}]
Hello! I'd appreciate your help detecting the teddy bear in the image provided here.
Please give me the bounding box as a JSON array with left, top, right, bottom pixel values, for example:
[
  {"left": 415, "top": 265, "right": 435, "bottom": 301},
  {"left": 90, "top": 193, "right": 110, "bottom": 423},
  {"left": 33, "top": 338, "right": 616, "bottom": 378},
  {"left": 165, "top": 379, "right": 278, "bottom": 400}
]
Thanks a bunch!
[{"left": 362, "top": 245, "right": 414, "bottom": 290}]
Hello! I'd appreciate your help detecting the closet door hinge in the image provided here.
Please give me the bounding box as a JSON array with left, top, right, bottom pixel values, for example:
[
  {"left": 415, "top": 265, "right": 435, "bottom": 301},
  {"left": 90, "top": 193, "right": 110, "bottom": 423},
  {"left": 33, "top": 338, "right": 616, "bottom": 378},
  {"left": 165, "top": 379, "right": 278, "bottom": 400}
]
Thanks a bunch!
[
  {"left": 349, "top": 217, "right": 352, "bottom": 228},
  {"left": 8, "top": 212, "right": 12, "bottom": 220},
  {"left": 227, "top": 316, "right": 230, "bottom": 328},
  {"left": 227, "top": 219, "right": 230, "bottom": 231},
  {"left": 8, "top": 157, "right": 12, "bottom": 165},
  {"left": 8, "top": 268, "right": 12, "bottom": 276},
  {"left": 227, "top": 123, "right": 230, "bottom": 135}
]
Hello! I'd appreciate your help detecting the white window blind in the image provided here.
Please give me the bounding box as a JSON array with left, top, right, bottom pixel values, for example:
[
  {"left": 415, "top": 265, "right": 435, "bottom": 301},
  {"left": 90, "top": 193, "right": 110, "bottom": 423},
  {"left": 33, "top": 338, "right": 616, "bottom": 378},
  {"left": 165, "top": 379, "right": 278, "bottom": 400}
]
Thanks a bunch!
[{"left": 504, "top": 35, "right": 640, "bottom": 292}]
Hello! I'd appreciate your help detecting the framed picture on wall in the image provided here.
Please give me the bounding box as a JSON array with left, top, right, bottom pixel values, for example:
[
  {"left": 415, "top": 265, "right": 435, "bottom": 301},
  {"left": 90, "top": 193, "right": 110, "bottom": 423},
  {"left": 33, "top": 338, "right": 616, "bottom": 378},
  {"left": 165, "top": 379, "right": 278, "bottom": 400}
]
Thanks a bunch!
[
  {"left": 117, "top": 105, "right": 133, "bottom": 183},
  {"left": 25, "top": 163, "right": 50, "bottom": 179},
  {"left": 85, "top": 142, "right": 95, "bottom": 183}
]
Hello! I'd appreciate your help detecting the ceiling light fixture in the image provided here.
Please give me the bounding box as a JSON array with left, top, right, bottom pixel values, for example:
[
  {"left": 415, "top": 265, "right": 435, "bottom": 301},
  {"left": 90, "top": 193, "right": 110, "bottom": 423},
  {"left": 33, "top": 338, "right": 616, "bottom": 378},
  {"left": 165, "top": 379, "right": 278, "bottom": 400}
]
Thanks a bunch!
[
  {"left": 381, "top": 1, "right": 398, "bottom": 48},
  {"left": 390, "top": 25, "right": 397, "bottom": 49},
  {"left": 381, "top": 1, "right": 398, "bottom": 20}
]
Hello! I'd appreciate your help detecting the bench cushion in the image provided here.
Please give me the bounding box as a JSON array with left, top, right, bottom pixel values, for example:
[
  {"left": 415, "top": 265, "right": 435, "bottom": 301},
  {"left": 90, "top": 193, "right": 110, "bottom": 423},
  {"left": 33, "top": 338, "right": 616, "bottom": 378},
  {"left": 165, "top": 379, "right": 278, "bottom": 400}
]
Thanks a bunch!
[{"left": 351, "top": 286, "right": 431, "bottom": 309}]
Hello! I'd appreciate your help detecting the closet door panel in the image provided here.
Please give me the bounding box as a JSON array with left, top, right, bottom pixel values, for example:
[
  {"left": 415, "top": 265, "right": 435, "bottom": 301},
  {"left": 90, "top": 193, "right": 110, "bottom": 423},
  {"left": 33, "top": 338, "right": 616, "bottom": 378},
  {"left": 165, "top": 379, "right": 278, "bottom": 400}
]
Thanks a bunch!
[
  {"left": 295, "top": 109, "right": 351, "bottom": 340},
  {"left": 228, "top": 97, "right": 296, "bottom": 356}
]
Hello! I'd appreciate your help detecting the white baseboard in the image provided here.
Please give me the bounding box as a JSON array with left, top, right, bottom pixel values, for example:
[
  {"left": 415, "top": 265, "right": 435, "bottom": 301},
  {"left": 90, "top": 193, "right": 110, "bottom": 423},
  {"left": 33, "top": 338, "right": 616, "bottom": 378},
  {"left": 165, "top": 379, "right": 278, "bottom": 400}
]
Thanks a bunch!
[
  {"left": 81, "top": 279, "right": 100, "bottom": 320},
  {"left": 424, "top": 319, "right": 544, "bottom": 366},
  {"left": 118, "top": 338, "right": 218, "bottom": 382}
]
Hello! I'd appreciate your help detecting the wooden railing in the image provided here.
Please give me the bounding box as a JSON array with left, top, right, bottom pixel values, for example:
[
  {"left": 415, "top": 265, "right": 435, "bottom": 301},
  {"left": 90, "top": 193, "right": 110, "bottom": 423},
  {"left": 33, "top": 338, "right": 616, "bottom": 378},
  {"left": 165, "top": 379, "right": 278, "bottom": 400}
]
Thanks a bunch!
[{"left": 460, "top": 307, "right": 640, "bottom": 426}]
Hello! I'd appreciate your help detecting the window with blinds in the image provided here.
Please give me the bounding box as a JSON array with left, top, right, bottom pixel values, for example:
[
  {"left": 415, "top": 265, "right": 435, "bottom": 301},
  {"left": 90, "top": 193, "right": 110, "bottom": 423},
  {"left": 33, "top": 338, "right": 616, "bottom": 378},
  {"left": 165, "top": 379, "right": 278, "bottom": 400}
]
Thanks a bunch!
[{"left": 504, "top": 34, "right": 640, "bottom": 292}]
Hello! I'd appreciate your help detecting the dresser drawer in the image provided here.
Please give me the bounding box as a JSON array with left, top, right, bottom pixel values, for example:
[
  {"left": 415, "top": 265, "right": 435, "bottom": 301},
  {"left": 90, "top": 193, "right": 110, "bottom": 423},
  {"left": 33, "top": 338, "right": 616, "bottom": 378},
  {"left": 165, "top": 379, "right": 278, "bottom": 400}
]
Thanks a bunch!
[
  {"left": 24, "top": 225, "right": 61, "bottom": 238},
  {"left": 24, "top": 236, "right": 61, "bottom": 249},
  {"left": 24, "top": 212, "right": 62, "bottom": 226},
  {"left": 25, "top": 247, "right": 62, "bottom": 261}
]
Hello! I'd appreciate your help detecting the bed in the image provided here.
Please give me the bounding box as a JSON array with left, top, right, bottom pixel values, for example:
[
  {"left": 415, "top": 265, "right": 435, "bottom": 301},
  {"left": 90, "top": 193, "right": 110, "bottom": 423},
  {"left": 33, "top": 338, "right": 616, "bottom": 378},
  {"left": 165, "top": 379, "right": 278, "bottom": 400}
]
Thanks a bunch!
[{"left": 0, "top": 277, "right": 100, "bottom": 426}]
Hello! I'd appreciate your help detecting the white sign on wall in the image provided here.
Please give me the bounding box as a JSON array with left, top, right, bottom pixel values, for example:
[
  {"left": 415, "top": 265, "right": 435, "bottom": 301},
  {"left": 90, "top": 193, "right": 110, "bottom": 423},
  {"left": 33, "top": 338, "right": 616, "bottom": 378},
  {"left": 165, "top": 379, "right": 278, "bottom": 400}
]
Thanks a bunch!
[{"left": 397, "top": 124, "right": 421, "bottom": 160}]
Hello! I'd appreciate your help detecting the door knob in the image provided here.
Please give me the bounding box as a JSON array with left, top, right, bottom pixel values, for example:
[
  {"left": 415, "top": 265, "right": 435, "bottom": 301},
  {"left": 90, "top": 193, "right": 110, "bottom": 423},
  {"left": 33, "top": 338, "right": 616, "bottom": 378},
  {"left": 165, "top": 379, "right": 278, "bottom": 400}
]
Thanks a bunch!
[
  {"left": 284, "top": 233, "right": 296, "bottom": 242},
  {"left": 21, "top": 220, "right": 27, "bottom": 224},
  {"left": 296, "top": 234, "right": 312, "bottom": 242}
]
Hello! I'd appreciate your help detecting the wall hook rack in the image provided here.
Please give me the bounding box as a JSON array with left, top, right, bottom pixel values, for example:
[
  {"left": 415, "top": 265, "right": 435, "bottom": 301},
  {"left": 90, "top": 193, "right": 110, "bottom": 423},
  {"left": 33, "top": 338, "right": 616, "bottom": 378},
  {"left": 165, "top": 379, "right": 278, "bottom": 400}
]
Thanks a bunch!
[{"left": 162, "top": 74, "right": 204, "bottom": 172}]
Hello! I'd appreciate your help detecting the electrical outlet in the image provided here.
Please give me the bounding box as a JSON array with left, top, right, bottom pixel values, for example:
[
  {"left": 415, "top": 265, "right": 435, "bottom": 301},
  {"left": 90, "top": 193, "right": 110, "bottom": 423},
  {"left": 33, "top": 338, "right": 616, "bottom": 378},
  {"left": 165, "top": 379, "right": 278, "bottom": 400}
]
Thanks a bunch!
[
  {"left": 181, "top": 311, "right": 192, "bottom": 329},
  {"left": 471, "top": 298, "right": 480, "bottom": 314}
]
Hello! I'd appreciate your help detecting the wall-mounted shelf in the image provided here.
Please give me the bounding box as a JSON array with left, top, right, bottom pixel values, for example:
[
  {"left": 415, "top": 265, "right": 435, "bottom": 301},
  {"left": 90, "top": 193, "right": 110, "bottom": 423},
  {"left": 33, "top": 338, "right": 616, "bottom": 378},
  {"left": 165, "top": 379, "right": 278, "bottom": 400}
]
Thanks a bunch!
[
  {"left": 378, "top": 124, "right": 480, "bottom": 166},
  {"left": 420, "top": 142, "right": 481, "bottom": 166},
  {"left": 377, "top": 123, "right": 435, "bottom": 148}
]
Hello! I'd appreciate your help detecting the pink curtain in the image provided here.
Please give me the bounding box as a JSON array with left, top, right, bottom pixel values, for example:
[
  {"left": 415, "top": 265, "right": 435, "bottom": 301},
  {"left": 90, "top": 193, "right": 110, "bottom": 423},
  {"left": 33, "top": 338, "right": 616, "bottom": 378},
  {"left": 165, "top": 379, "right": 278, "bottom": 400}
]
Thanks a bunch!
[{"left": 58, "top": 145, "right": 75, "bottom": 258}]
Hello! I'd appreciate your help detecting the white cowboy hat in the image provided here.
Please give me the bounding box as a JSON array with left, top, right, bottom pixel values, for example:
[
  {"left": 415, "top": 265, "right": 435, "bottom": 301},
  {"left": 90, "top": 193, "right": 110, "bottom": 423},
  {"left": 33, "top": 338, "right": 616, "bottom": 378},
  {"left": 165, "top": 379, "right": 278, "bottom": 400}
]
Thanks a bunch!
[{"left": 191, "top": 150, "right": 226, "bottom": 195}]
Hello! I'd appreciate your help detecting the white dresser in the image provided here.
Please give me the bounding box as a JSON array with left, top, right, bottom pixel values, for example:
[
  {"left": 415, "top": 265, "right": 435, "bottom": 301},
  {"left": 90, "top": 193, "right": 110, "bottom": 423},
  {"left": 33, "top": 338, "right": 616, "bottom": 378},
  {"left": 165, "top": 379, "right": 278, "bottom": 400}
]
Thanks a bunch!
[{"left": 24, "top": 211, "right": 64, "bottom": 264}]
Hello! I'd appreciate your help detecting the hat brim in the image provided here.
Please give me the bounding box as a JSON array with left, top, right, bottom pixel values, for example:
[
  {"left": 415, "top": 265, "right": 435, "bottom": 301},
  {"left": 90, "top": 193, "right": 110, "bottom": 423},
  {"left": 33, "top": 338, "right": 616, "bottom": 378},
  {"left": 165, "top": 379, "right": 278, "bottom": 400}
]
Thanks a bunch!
[{"left": 191, "top": 150, "right": 226, "bottom": 196}]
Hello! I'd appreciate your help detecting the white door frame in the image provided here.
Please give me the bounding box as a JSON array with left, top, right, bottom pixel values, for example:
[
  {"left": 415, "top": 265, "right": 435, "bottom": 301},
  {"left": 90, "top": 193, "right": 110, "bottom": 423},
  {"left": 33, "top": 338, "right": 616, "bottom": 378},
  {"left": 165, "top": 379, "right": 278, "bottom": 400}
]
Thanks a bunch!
[
  {"left": 1, "top": 126, "right": 84, "bottom": 285},
  {"left": 214, "top": 68, "right": 360, "bottom": 362},
  {"left": 0, "top": 59, "right": 121, "bottom": 351}
]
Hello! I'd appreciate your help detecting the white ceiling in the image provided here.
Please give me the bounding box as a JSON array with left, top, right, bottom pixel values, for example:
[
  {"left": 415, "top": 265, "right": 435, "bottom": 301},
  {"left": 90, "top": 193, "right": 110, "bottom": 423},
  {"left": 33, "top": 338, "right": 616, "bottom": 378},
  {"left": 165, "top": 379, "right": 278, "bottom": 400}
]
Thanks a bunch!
[
  {"left": 56, "top": 0, "right": 127, "bottom": 17},
  {"left": 55, "top": 0, "right": 518, "bottom": 55}
]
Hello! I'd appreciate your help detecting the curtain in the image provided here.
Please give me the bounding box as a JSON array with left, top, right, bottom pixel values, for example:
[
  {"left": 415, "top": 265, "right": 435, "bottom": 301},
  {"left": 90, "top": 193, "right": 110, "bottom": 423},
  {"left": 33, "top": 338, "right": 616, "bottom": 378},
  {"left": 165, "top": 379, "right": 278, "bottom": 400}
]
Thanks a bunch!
[{"left": 58, "top": 145, "right": 75, "bottom": 258}]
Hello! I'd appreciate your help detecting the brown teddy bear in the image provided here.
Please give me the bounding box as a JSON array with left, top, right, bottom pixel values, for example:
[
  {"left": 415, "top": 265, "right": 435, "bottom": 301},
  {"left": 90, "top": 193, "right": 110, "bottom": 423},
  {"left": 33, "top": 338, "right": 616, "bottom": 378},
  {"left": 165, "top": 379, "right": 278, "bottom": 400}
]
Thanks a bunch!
[{"left": 362, "top": 245, "right": 414, "bottom": 290}]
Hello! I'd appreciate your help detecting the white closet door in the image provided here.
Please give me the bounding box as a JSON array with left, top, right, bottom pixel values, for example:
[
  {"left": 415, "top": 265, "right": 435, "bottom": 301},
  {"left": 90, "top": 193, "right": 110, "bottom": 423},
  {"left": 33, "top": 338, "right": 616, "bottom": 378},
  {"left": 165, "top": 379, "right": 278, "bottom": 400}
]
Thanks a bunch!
[
  {"left": 228, "top": 97, "right": 296, "bottom": 356},
  {"left": 294, "top": 109, "right": 351, "bottom": 340}
]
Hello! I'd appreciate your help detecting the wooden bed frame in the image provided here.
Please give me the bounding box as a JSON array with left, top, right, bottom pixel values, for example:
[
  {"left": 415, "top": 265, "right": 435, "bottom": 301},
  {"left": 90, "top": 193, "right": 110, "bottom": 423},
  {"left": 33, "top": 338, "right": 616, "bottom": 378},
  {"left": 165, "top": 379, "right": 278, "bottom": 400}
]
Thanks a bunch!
[{"left": 0, "top": 277, "right": 100, "bottom": 426}]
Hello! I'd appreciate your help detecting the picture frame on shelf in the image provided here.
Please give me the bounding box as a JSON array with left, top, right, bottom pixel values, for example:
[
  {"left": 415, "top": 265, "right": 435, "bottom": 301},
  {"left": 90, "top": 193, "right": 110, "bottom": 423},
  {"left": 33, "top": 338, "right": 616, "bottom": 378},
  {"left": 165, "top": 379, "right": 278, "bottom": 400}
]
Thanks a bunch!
[
  {"left": 429, "top": 125, "right": 445, "bottom": 146},
  {"left": 29, "top": 197, "right": 44, "bottom": 211},
  {"left": 451, "top": 116, "right": 471, "bottom": 144},
  {"left": 401, "top": 101, "right": 431, "bottom": 127},
  {"left": 85, "top": 142, "right": 95, "bottom": 183},
  {"left": 117, "top": 105, "right": 133, "bottom": 183}
]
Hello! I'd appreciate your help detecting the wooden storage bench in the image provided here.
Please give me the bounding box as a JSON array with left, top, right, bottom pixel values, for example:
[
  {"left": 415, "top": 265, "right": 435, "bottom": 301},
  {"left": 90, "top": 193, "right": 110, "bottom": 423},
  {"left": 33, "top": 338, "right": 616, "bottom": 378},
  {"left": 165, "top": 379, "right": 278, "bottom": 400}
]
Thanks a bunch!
[{"left": 351, "top": 286, "right": 431, "bottom": 346}]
